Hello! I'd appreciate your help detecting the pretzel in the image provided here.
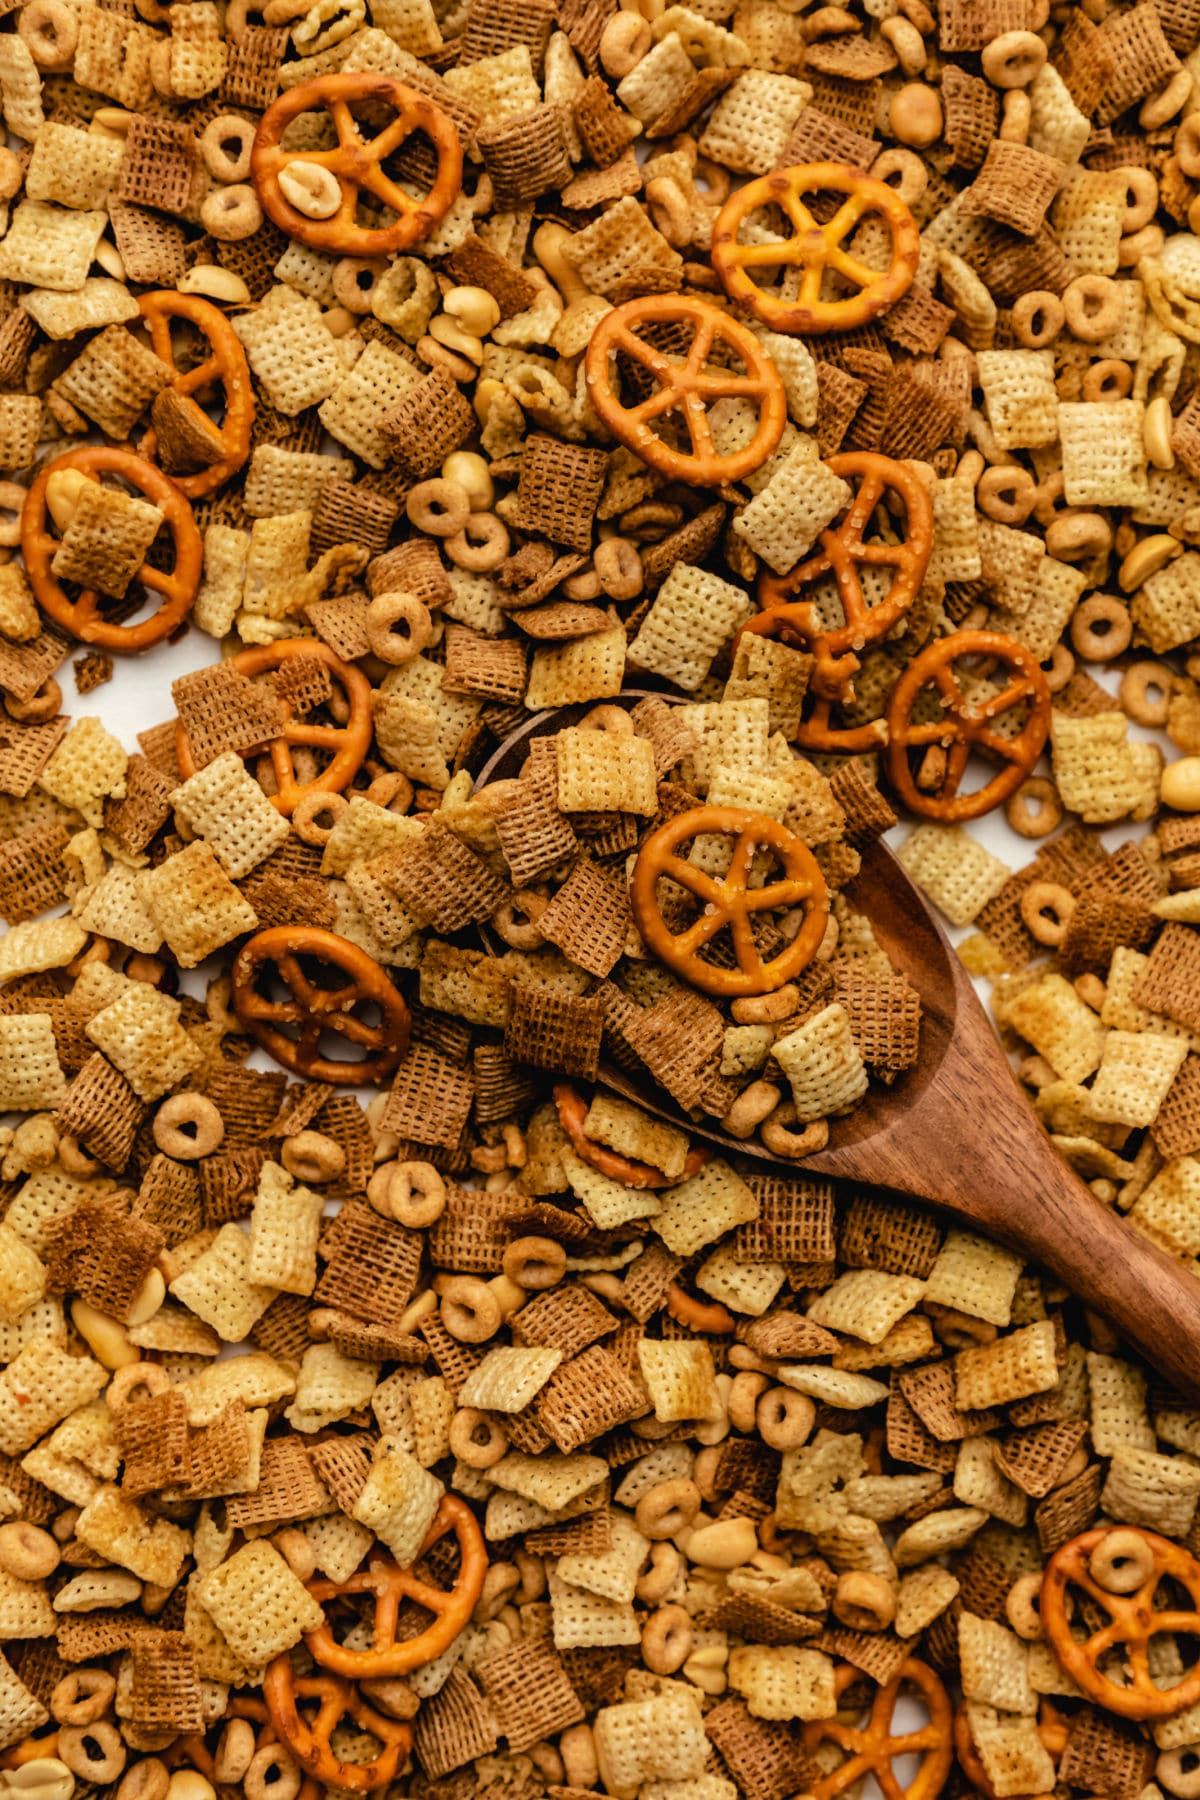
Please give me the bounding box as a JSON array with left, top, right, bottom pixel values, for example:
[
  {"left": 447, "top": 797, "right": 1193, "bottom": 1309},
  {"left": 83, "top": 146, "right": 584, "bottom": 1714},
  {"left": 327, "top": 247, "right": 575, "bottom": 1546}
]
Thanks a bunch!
[
  {"left": 711, "top": 161, "right": 920, "bottom": 335},
  {"left": 793, "top": 694, "right": 890, "bottom": 754},
  {"left": 138, "top": 291, "right": 255, "bottom": 497},
  {"left": 1041, "top": 1527, "right": 1200, "bottom": 1720},
  {"left": 262, "top": 1663, "right": 412, "bottom": 1791},
  {"left": 804, "top": 1659, "right": 954, "bottom": 1800},
  {"left": 584, "top": 293, "right": 787, "bottom": 485},
  {"left": 553, "top": 1082, "right": 710, "bottom": 1190},
  {"left": 954, "top": 1698, "right": 1066, "bottom": 1798},
  {"left": 302, "top": 1494, "right": 488, "bottom": 1677},
  {"left": 666, "top": 1282, "right": 735, "bottom": 1334},
  {"left": 0, "top": 1732, "right": 59, "bottom": 1768},
  {"left": 231, "top": 925, "right": 412, "bottom": 1084},
  {"left": 751, "top": 451, "right": 934, "bottom": 697},
  {"left": 20, "top": 446, "right": 202, "bottom": 654},
  {"left": 251, "top": 72, "right": 462, "bottom": 257},
  {"left": 885, "top": 629, "right": 1052, "bottom": 822},
  {"left": 174, "top": 639, "right": 373, "bottom": 815},
  {"left": 630, "top": 805, "right": 829, "bottom": 999}
]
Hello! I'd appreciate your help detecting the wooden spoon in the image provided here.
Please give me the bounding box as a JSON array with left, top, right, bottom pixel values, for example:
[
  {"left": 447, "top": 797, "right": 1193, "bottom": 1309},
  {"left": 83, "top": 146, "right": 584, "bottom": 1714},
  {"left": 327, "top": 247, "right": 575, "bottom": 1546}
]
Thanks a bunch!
[{"left": 477, "top": 697, "right": 1200, "bottom": 1402}]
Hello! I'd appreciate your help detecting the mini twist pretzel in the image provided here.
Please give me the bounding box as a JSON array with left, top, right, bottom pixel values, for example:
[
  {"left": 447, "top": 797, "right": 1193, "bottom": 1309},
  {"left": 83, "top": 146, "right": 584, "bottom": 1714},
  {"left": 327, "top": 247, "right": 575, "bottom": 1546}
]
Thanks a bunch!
[
  {"left": 138, "top": 291, "right": 255, "bottom": 497},
  {"left": 804, "top": 1659, "right": 954, "bottom": 1800},
  {"left": 885, "top": 629, "right": 1052, "bottom": 822},
  {"left": 1041, "top": 1527, "right": 1200, "bottom": 1720},
  {"left": 712, "top": 162, "right": 920, "bottom": 335},
  {"left": 584, "top": 293, "right": 787, "bottom": 486},
  {"left": 20, "top": 446, "right": 202, "bottom": 654},
  {"left": 751, "top": 451, "right": 935, "bottom": 698},
  {"left": 553, "top": 1082, "right": 710, "bottom": 1190},
  {"left": 302, "top": 1495, "right": 488, "bottom": 1677},
  {"left": 630, "top": 805, "right": 829, "bottom": 999},
  {"left": 231, "top": 926, "right": 411, "bottom": 1085},
  {"left": 251, "top": 72, "right": 462, "bottom": 257},
  {"left": 262, "top": 1663, "right": 412, "bottom": 1791},
  {"left": 174, "top": 638, "right": 373, "bottom": 815}
]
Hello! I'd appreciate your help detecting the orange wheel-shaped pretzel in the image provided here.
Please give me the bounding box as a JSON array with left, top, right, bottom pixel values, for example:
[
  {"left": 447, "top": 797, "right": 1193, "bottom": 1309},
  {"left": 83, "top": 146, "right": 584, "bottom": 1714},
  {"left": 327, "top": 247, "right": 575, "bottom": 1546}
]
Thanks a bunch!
[
  {"left": 231, "top": 926, "right": 411, "bottom": 1084},
  {"left": 630, "top": 805, "right": 829, "bottom": 999},
  {"left": 1041, "top": 1528, "right": 1200, "bottom": 1720},
  {"left": 175, "top": 639, "right": 373, "bottom": 815},
  {"left": 885, "top": 629, "right": 1051, "bottom": 822},
  {"left": 751, "top": 452, "right": 934, "bottom": 697},
  {"left": 713, "top": 162, "right": 920, "bottom": 336},
  {"left": 138, "top": 291, "right": 255, "bottom": 497},
  {"left": 303, "top": 1495, "right": 487, "bottom": 1677},
  {"left": 252, "top": 73, "right": 462, "bottom": 256},
  {"left": 20, "top": 447, "right": 202, "bottom": 654},
  {"left": 263, "top": 1663, "right": 412, "bottom": 1791},
  {"left": 804, "top": 1660, "right": 954, "bottom": 1800},
  {"left": 553, "top": 1082, "right": 710, "bottom": 1190},
  {"left": 585, "top": 294, "right": 787, "bottom": 485}
]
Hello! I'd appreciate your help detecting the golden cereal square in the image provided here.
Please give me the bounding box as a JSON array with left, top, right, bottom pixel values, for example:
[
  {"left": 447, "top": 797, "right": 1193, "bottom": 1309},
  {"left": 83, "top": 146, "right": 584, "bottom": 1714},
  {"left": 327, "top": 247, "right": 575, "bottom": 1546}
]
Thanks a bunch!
[
  {"left": 137, "top": 840, "right": 258, "bottom": 967},
  {"left": 168, "top": 1224, "right": 278, "bottom": 1343},
  {"left": 352, "top": 1442, "right": 443, "bottom": 1563},
  {"left": 196, "top": 1540, "right": 324, "bottom": 1663},
  {"left": 85, "top": 983, "right": 202, "bottom": 1101}
]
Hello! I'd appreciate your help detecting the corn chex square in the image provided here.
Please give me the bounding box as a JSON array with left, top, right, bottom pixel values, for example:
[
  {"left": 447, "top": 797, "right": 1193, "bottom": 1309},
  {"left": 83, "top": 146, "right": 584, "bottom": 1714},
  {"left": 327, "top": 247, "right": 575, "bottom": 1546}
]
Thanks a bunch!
[
  {"left": 352, "top": 1442, "right": 443, "bottom": 1564},
  {"left": 196, "top": 1539, "right": 324, "bottom": 1663},
  {"left": 555, "top": 727, "right": 656, "bottom": 814},
  {"left": 651, "top": 1159, "right": 758, "bottom": 1257},
  {"left": 171, "top": 752, "right": 290, "bottom": 880},
  {"left": 85, "top": 982, "right": 202, "bottom": 1101}
]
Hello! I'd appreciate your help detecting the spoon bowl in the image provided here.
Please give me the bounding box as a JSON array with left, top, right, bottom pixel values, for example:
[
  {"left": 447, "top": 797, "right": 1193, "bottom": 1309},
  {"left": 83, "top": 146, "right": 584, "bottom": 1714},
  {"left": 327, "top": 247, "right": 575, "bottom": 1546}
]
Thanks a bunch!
[{"left": 475, "top": 694, "right": 1200, "bottom": 1402}]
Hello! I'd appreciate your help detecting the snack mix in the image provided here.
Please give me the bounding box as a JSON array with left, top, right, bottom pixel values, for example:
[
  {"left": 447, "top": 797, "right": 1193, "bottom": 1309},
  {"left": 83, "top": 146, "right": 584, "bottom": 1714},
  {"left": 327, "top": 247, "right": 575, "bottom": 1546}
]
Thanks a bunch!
[{"left": 10, "top": 0, "right": 1200, "bottom": 1797}]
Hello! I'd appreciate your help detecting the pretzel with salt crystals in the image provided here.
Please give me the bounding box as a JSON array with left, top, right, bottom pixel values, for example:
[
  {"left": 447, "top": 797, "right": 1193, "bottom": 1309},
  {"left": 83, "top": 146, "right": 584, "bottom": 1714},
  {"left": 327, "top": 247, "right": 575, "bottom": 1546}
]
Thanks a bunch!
[
  {"left": 1041, "top": 1527, "right": 1200, "bottom": 1720},
  {"left": 585, "top": 292, "right": 787, "bottom": 485},
  {"left": 137, "top": 290, "right": 255, "bottom": 498},
  {"left": 174, "top": 638, "right": 373, "bottom": 816},
  {"left": 630, "top": 804, "right": 830, "bottom": 999},
  {"left": 231, "top": 925, "right": 412, "bottom": 1083},
  {"left": 251, "top": 71, "right": 463, "bottom": 257},
  {"left": 20, "top": 446, "right": 202, "bottom": 654},
  {"left": 711, "top": 161, "right": 920, "bottom": 336},
  {"left": 804, "top": 1659, "right": 954, "bottom": 1800},
  {"left": 301, "top": 1495, "right": 488, "bottom": 1677},
  {"left": 885, "top": 628, "right": 1052, "bottom": 823},
  {"left": 751, "top": 450, "right": 935, "bottom": 699}
]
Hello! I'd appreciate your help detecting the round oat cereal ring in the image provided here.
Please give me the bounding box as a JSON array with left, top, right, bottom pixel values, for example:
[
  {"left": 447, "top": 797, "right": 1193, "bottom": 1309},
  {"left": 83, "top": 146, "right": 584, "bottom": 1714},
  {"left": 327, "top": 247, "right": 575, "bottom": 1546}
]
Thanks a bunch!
[
  {"left": 1041, "top": 1527, "right": 1200, "bottom": 1720},
  {"left": 750, "top": 450, "right": 934, "bottom": 698},
  {"left": 885, "top": 629, "right": 1052, "bottom": 822},
  {"left": 712, "top": 162, "right": 920, "bottom": 336},
  {"left": 552, "top": 1082, "right": 710, "bottom": 1190},
  {"left": 138, "top": 292, "right": 255, "bottom": 498},
  {"left": 261, "top": 1664, "right": 410, "bottom": 1791},
  {"left": 630, "top": 805, "right": 829, "bottom": 998},
  {"left": 302, "top": 1495, "right": 488, "bottom": 1677},
  {"left": 21, "top": 447, "right": 202, "bottom": 654},
  {"left": 231, "top": 926, "right": 411, "bottom": 1085},
  {"left": 251, "top": 73, "right": 462, "bottom": 258},
  {"left": 803, "top": 1659, "right": 954, "bottom": 1800},
  {"left": 174, "top": 639, "right": 372, "bottom": 816},
  {"left": 585, "top": 293, "right": 787, "bottom": 486}
]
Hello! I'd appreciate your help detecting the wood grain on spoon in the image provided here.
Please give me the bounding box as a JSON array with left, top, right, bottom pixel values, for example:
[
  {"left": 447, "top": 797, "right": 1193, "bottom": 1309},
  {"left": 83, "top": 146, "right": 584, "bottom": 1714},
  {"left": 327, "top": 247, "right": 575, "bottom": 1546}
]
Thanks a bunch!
[{"left": 477, "top": 697, "right": 1200, "bottom": 1405}]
